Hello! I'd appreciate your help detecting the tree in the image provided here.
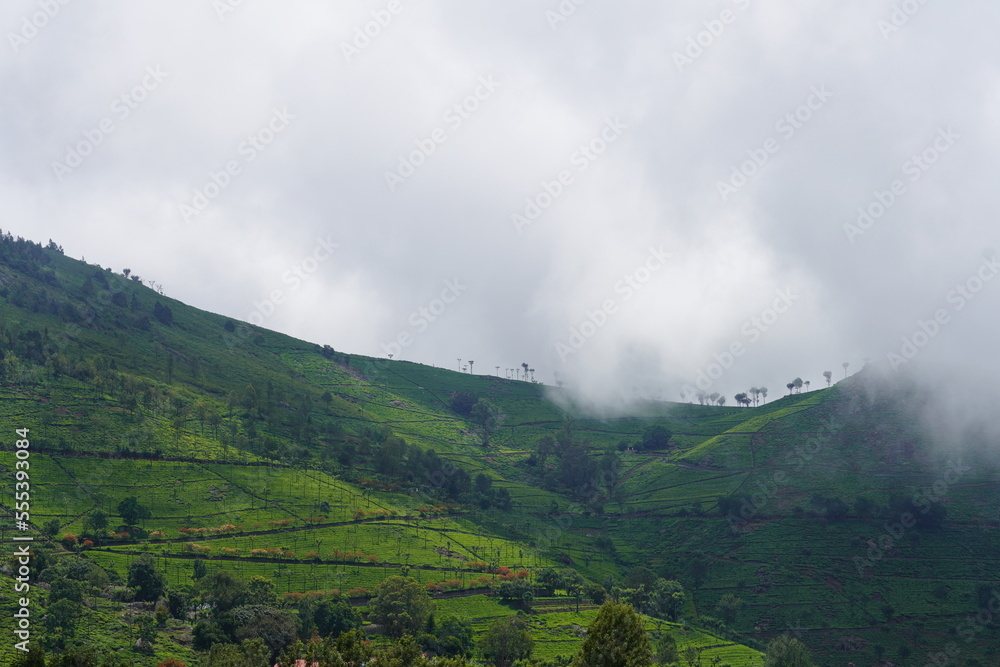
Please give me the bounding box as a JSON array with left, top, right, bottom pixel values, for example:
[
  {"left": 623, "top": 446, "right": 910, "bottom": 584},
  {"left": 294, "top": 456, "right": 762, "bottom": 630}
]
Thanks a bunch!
[
  {"left": 117, "top": 496, "right": 151, "bottom": 526},
  {"left": 245, "top": 575, "right": 277, "bottom": 606},
  {"left": 475, "top": 473, "right": 494, "bottom": 495},
  {"left": 655, "top": 632, "right": 678, "bottom": 665},
  {"left": 537, "top": 568, "right": 563, "bottom": 596},
  {"left": 786, "top": 383, "right": 794, "bottom": 396},
  {"left": 480, "top": 616, "right": 533, "bottom": 667},
  {"left": 763, "top": 635, "right": 815, "bottom": 667},
  {"left": 153, "top": 302, "right": 174, "bottom": 326},
  {"left": 45, "top": 598, "right": 81, "bottom": 644},
  {"left": 208, "top": 638, "right": 271, "bottom": 667},
  {"left": 842, "top": 362, "right": 849, "bottom": 378},
  {"left": 470, "top": 399, "right": 504, "bottom": 445},
  {"left": 42, "top": 518, "right": 61, "bottom": 538},
  {"left": 128, "top": 553, "right": 166, "bottom": 602},
  {"left": 649, "top": 580, "right": 686, "bottom": 621},
  {"left": 760, "top": 387, "right": 768, "bottom": 403},
  {"left": 84, "top": 509, "right": 109, "bottom": 536},
  {"left": 792, "top": 378, "right": 803, "bottom": 394},
  {"left": 714, "top": 593, "right": 742, "bottom": 625},
  {"left": 436, "top": 616, "right": 474, "bottom": 657},
  {"left": 49, "top": 577, "right": 83, "bottom": 605},
  {"left": 11, "top": 644, "right": 45, "bottom": 667},
  {"left": 312, "top": 596, "right": 362, "bottom": 638},
  {"left": 232, "top": 605, "right": 298, "bottom": 659},
  {"left": 823, "top": 371, "right": 832, "bottom": 387},
  {"left": 640, "top": 426, "right": 672, "bottom": 451},
  {"left": 192, "top": 558, "right": 207, "bottom": 580},
  {"left": 200, "top": 569, "right": 246, "bottom": 612},
  {"left": 371, "top": 576, "right": 434, "bottom": 638},
  {"left": 571, "top": 601, "right": 652, "bottom": 667},
  {"left": 449, "top": 392, "right": 478, "bottom": 416}
]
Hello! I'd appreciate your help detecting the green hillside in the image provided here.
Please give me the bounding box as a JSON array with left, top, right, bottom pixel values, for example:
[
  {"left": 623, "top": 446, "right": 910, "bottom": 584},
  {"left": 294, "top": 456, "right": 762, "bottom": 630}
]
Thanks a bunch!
[{"left": 2, "top": 232, "right": 999, "bottom": 666}]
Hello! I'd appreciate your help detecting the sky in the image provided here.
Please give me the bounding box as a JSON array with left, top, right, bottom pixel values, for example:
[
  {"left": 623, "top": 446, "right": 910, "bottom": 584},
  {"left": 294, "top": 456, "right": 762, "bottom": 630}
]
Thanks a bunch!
[{"left": 2, "top": 0, "right": 999, "bottom": 414}]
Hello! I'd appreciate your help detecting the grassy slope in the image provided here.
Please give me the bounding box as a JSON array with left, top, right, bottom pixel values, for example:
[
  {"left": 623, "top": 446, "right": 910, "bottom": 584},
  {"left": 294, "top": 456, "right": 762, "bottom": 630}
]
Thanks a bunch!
[{"left": 1, "top": 245, "right": 998, "bottom": 665}]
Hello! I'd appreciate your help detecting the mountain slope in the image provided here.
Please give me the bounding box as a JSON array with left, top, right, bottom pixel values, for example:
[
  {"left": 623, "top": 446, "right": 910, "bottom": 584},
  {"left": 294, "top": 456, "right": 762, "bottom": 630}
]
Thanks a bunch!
[{"left": 2, "top": 234, "right": 999, "bottom": 665}]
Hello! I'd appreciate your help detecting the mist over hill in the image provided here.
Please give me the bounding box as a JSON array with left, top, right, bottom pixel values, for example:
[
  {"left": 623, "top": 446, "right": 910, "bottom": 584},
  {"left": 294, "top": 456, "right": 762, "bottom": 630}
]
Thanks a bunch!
[{"left": 1, "top": 234, "right": 999, "bottom": 666}]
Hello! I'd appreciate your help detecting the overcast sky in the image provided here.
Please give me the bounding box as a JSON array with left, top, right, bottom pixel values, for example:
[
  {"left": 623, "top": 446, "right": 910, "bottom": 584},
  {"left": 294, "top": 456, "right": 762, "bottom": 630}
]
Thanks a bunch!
[{"left": 3, "top": 1, "right": 999, "bottom": 413}]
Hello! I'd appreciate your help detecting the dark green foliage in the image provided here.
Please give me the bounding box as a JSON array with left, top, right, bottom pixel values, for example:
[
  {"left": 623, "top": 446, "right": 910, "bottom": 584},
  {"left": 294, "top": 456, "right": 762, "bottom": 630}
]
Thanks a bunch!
[
  {"left": 655, "top": 632, "right": 678, "bottom": 665},
  {"left": 153, "top": 301, "right": 174, "bottom": 325},
  {"left": 449, "top": 392, "right": 478, "bottom": 416},
  {"left": 639, "top": 425, "right": 672, "bottom": 451},
  {"left": 312, "top": 596, "right": 363, "bottom": 638},
  {"left": 116, "top": 496, "right": 150, "bottom": 526},
  {"left": 371, "top": 576, "right": 435, "bottom": 638},
  {"left": 127, "top": 553, "right": 165, "bottom": 602},
  {"left": 193, "top": 620, "right": 230, "bottom": 651},
  {"left": 763, "top": 635, "right": 815, "bottom": 667},
  {"left": 571, "top": 602, "right": 652, "bottom": 667},
  {"left": 230, "top": 605, "right": 298, "bottom": 659},
  {"left": 714, "top": 593, "right": 742, "bottom": 625},
  {"left": 49, "top": 577, "right": 83, "bottom": 604},
  {"left": 480, "top": 616, "right": 533, "bottom": 667}
]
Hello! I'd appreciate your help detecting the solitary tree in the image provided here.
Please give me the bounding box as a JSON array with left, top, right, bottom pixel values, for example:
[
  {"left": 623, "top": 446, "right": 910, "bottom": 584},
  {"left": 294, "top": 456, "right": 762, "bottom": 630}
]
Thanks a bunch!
[
  {"left": 470, "top": 398, "right": 504, "bottom": 445},
  {"left": 842, "top": 362, "right": 849, "bottom": 378},
  {"left": 571, "top": 601, "right": 653, "bottom": 667},
  {"left": 760, "top": 387, "right": 768, "bottom": 403},
  {"left": 117, "top": 496, "right": 151, "bottom": 526},
  {"left": 792, "top": 378, "right": 803, "bottom": 394},
  {"left": 786, "top": 383, "right": 794, "bottom": 396},
  {"left": 823, "top": 370, "right": 832, "bottom": 387},
  {"left": 468, "top": 360, "right": 474, "bottom": 374}
]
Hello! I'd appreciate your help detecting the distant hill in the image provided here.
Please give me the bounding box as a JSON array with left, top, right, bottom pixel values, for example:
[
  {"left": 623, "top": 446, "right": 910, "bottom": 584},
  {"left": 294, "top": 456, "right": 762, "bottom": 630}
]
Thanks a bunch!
[{"left": 2, "top": 231, "right": 998, "bottom": 666}]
